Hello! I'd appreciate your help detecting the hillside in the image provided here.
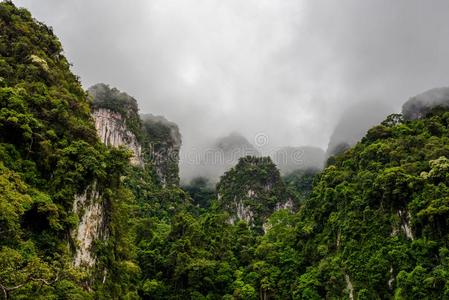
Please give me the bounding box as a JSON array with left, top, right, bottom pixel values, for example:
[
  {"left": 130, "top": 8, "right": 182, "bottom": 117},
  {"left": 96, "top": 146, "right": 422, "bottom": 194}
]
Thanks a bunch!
[
  {"left": 0, "top": 3, "right": 137, "bottom": 298},
  {"left": 290, "top": 109, "right": 449, "bottom": 298}
]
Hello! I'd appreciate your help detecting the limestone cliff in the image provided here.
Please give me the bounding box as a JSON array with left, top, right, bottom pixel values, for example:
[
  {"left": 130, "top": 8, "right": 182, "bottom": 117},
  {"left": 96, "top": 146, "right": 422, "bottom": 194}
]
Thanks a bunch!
[
  {"left": 69, "top": 85, "right": 146, "bottom": 268},
  {"left": 72, "top": 183, "right": 105, "bottom": 267},
  {"left": 93, "top": 108, "right": 143, "bottom": 166},
  {"left": 72, "top": 84, "right": 183, "bottom": 267},
  {"left": 88, "top": 84, "right": 181, "bottom": 186},
  {"left": 89, "top": 83, "right": 144, "bottom": 166}
]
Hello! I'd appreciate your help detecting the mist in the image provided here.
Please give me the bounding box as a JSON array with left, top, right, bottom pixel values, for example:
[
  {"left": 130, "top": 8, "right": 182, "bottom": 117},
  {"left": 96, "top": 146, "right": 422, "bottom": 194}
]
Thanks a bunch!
[
  {"left": 15, "top": 0, "right": 449, "bottom": 180},
  {"left": 326, "top": 100, "right": 394, "bottom": 157}
]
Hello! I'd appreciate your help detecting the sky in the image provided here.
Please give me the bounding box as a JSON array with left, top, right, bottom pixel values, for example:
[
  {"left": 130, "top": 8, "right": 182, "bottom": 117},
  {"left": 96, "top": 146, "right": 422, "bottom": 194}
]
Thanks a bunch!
[{"left": 15, "top": 0, "right": 449, "bottom": 178}]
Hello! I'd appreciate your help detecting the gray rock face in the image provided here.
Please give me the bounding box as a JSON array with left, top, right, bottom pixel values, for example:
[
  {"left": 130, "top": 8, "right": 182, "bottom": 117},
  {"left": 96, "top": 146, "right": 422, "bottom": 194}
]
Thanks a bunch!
[
  {"left": 228, "top": 198, "right": 255, "bottom": 225},
  {"left": 72, "top": 107, "right": 145, "bottom": 269},
  {"left": 402, "top": 87, "right": 449, "bottom": 120},
  {"left": 72, "top": 183, "right": 105, "bottom": 268},
  {"left": 72, "top": 84, "right": 182, "bottom": 270},
  {"left": 93, "top": 108, "right": 144, "bottom": 166}
]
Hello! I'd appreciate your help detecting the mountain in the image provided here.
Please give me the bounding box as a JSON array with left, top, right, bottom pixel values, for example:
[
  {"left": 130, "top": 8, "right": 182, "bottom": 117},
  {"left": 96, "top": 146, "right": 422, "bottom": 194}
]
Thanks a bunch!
[
  {"left": 89, "top": 83, "right": 144, "bottom": 166},
  {"left": 2, "top": 2, "right": 449, "bottom": 299},
  {"left": 271, "top": 146, "right": 325, "bottom": 175},
  {"left": 216, "top": 156, "right": 292, "bottom": 229},
  {"left": 402, "top": 86, "right": 449, "bottom": 120},
  {"left": 214, "top": 132, "right": 259, "bottom": 156},
  {"left": 0, "top": 3, "right": 137, "bottom": 297},
  {"left": 326, "top": 101, "right": 393, "bottom": 157},
  {"left": 141, "top": 114, "right": 182, "bottom": 186},
  {"left": 89, "top": 83, "right": 182, "bottom": 186},
  {"left": 191, "top": 132, "right": 260, "bottom": 182},
  {"left": 289, "top": 107, "right": 449, "bottom": 298}
]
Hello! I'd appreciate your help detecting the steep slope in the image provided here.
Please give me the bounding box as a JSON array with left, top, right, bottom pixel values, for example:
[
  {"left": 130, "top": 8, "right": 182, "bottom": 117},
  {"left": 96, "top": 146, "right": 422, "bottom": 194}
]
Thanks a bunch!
[
  {"left": 89, "top": 84, "right": 182, "bottom": 186},
  {"left": 217, "top": 156, "right": 292, "bottom": 229},
  {"left": 89, "top": 83, "right": 144, "bottom": 166},
  {"left": 0, "top": 3, "right": 137, "bottom": 298},
  {"left": 291, "top": 108, "right": 449, "bottom": 298},
  {"left": 141, "top": 114, "right": 181, "bottom": 186}
]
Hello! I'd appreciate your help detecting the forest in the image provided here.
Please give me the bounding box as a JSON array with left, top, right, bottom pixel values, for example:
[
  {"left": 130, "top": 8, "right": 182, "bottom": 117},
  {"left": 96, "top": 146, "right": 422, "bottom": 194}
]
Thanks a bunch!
[{"left": 1, "top": 2, "right": 449, "bottom": 299}]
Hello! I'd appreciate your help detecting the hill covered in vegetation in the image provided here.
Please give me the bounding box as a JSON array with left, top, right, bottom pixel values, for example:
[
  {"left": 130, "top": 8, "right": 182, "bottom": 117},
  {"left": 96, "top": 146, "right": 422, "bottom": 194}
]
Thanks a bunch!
[
  {"left": 0, "top": 2, "right": 137, "bottom": 298},
  {"left": 217, "top": 156, "right": 292, "bottom": 229}
]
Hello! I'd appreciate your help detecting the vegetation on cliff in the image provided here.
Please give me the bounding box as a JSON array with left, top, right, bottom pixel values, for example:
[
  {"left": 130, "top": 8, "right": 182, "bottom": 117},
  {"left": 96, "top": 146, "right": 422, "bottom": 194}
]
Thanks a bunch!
[
  {"left": 89, "top": 83, "right": 143, "bottom": 146},
  {"left": 0, "top": 3, "right": 137, "bottom": 298},
  {"left": 141, "top": 114, "right": 181, "bottom": 186},
  {"left": 216, "top": 156, "right": 291, "bottom": 229},
  {"left": 2, "top": 2, "right": 449, "bottom": 299}
]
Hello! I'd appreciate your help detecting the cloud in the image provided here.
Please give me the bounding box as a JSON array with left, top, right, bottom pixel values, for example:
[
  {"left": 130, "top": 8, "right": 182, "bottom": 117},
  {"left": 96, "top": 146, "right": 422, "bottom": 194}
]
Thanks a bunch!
[{"left": 15, "top": 0, "right": 449, "bottom": 179}]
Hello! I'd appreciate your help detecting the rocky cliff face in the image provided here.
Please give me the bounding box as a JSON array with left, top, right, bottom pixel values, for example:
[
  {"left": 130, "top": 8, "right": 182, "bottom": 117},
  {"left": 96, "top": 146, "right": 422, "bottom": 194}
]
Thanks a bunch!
[
  {"left": 72, "top": 183, "right": 105, "bottom": 267},
  {"left": 217, "top": 156, "right": 292, "bottom": 229},
  {"left": 0, "top": 3, "right": 139, "bottom": 296},
  {"left": 89, "top": 83, "right": 144, "bottom": 167},
  {"left": 72, "top": 85, "right": 184, "bottom": 267},
  {"left": 93, "top": 108, "right": 143, "bottom": 166},
  {"left": 88, "top": 84, "right": 182, "bottom": 186},
  {"left": 69, "top": 85, "right": 148, "bottom": 268}
]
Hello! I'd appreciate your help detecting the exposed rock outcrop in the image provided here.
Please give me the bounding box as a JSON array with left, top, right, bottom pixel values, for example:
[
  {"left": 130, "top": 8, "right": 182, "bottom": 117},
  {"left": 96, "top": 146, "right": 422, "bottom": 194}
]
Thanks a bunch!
[
  {"left": 72, "top": 84, "right": 183, "bottom": 268},
  {"left": 93, "top": 108, "right": 143, "bottom": 166},
  {"left": 89, "top": 83, "right": 144, "bottom": 167},
  {"left": 72, "top": 184, "right": 105, "bottom": 267},
  {"left": 88, "top": 84, "right": 182, "bottom": 185}
]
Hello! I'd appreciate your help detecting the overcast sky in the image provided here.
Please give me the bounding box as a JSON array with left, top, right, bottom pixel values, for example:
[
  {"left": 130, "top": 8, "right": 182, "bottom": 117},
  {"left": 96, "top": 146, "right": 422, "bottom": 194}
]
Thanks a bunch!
[{"left": 15, "top": 0, "right": 449, "bottom": 177}]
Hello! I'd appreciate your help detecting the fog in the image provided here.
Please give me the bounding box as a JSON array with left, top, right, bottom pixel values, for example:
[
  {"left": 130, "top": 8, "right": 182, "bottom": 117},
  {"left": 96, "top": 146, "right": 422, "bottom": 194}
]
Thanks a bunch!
[
  {"left": 326, "top": 100, "right": 394, "bottom": 157},
  {"left": 15, "top": 0, "right": 449, "bottom": 180}
]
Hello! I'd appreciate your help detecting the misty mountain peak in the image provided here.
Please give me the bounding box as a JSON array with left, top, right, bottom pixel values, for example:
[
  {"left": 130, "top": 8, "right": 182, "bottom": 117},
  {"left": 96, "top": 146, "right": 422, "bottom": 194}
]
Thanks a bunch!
[
  {"left": 402, "top": 87, "right": 449, "bottom": 120},
  {"left": 214, "top": 132, "right": 259, "bottom": 156}
]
